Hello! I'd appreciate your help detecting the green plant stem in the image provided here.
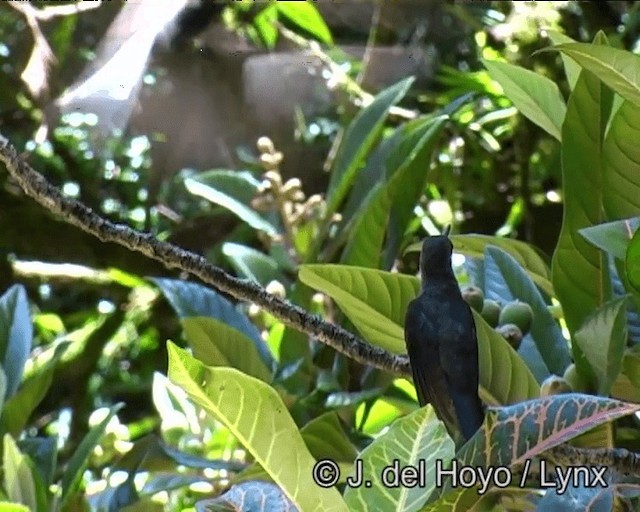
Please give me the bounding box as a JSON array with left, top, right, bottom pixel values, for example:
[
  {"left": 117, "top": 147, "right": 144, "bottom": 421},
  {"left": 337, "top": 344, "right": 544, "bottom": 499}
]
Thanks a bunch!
[{"left": 0, "top": 134, "right": 410, "bottom": 377}]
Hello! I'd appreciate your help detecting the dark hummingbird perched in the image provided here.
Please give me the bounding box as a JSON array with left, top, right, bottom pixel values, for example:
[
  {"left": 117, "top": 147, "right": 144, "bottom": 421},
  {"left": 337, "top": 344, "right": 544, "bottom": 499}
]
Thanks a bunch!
[{"left": 404, "top": 227, "right": 484, "bottom": 443}]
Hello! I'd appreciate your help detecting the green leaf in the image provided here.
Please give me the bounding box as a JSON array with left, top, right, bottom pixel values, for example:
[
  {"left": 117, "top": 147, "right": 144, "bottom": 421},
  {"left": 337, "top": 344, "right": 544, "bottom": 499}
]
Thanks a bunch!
[
  {"left": 326, "top": 78, "right": 414, "bottom": 217},
  {"left": 60, "top": 404, "right": 124, "bottom": 508},
  {"left": 342, "top": 117, "right": 447, "bottom": 268},
  {"left": 1, "top": 342, "right": 69, "bottom": 436},
  {"left": 473, "top": 310, "right": 540, "bottom": 406},
  {"left": 384, "top": 116, "right": 448, "bottom": 267},
  {"left": 298, "top": 265, "right": 540, "bottom": 405},
  {"left": 277, "top": 2, "right": 332, "bottom": 44},
  {"left": 602, "top": 101, "right": 640, "bottom": 220},
  {"left": 254, "top": 4, "right": 278, "bottom": 49},
  {"left": 153, "top": 278, "right": 275, "bottom": 373},
  {"left": 184, "top": 170, "right": 278, "bottom": 235},
  {"left": 299, "top": 265, "right": 419, "bottom": 354},
  {"left": 445, "top": 235, "right": 553, "bottom": 297},
  {"left": 196, "top": 481, "right": 296, "bottom": 511},
  {"left": 575, "top": 297, "right": 629, "bottom": 395},
  {"left": 167, "top": 343, "right": 347, "bottom": 512},
  {"left": 551, "top": 63, "right": 613, "bottom": 378},
  {"left": 551, "top": 43, "right": 640, "bottom": 107},
  {"left": 545, "top": 30, "right": 580, "bottom": 90},
  {"left": 482, "top": 59, "right": 566, "bottom": 141},
  {"left": 580, "top": 218, "right": 640, "bottom": 261},
  {"left": 222, "top": 243, "right": 283, "bottom": 286},
  {"left": 628, "top": 227, "right": 640, "bottom": 295},
  {"left": 483, "top": 247, "right": 571, "bottom": 376},
  {"left": 300, "top": 411, "right": 358, "bottom": 463},
  {"left": 0, "top": 285, "right": 32, "bottom": 398},
  {"left": 3, "top": 435, "right": 37, "bottom": 512},
  {"left": 0, "top": 504, "right": 31, "bottom": 512},
  {"left": 181, "top": 317, "right": 273, "bottom": 382},
  {"left": 343, "top": 406, "right": 455, "bottom": 512}
]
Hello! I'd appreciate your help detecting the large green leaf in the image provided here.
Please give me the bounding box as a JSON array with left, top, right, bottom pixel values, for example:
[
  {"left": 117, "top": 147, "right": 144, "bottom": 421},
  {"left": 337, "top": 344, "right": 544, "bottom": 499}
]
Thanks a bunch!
[
  {"left": 342, "top": 116, "right": 447, "bottom": 268},
  {"left": 326, "top": 78, "right": 414, "bottom": 217},
  {"left": 167, "top": 343, "right": 347, "bottom": 512},
  {"left": 602, "top": 101, "right": 640, "bottom": 220},
  {"left": 0, "top": 285, "right": 32, "bottom": 398},
  {"left": 483, "top": 247, "right": 571, "bottom": 376},
  {"left": 551, "top": 43, "right": 640, "bottom": 107},
  {"left": 551, "top": 63, "right": 613, "bottom": 378},
  {"left": 298, "top": 265, "right": 540, "bottom": 405},
  {"left": 299, "top": 265, "right": 419, "bottom": 354},
  {"left": 343, "top": 406, "right": 455, "bottom": 512},
  {"left": 628, "top": 227, "right": 640, "bottom": 295},
  {"left": 182, "top": 317, "right": 273, "bottom": 383},
  {"left": 482, "top": 59, "right": 566, "bottom": 140},
  {"left": 184, "top": 170, "right": 278, "bottom": 235},
  {"left": 574, "top": 297, "right": 628, "bottom": 396}
]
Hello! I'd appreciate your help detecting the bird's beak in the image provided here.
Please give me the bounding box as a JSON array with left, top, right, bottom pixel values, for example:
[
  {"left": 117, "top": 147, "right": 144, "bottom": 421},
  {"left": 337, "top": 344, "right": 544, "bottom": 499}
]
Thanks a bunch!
[{"left": 443, "top": 225, "right": 451, "bottom": 237}]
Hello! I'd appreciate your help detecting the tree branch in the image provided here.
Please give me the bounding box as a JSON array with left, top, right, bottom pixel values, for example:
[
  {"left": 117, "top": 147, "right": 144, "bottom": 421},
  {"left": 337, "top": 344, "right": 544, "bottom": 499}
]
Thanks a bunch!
[{"left": 0, "top": 134, "right": 410, "bottom": 377}]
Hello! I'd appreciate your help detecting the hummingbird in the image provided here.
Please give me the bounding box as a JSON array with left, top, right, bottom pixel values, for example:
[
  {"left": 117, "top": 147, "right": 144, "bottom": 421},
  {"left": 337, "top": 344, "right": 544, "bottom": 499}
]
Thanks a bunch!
[{"left": 404, "top": 227, "right": 484, "bottom": 443}]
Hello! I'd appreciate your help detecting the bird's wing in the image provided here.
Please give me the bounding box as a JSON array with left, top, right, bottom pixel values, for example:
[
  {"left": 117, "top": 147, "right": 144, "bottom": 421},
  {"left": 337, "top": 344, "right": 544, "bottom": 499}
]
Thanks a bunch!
[
  {"left": 404, "top": 299, "right": 459, "bottom": 433},
  {"left": 438, "top": 300, "right": 484, "bottom": 440}
]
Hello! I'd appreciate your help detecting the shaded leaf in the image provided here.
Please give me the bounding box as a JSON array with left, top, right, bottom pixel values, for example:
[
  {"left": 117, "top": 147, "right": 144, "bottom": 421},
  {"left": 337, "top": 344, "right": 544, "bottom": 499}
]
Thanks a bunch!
[
  {"left": 484, "top": 247, "right": 571, "bottom": 376},
  {"left": 185, "top": 171, "right": 278, "bottom": 235},
  {"left": 482, "top": 59, "right": 566, "bottom": 140},
  {"left": 326, "top": 78, "right": 414, "bottom": 216},
  {"left": 0, "top": 285, "right": 32, "bottom": 398},
  {"left": 575, "top": 298, "right": 628, "bottom": 396},
  {"left": 181, "top": 317, "right": 273, "bottom": 382},
  {"left": 580, "top": 218, "right": 640, "bottom": 261},
  {"left": 1, "top": 342, "right": 69, "bottom": 436},
  {"left": 300, "top": 411, "right": 358, "bottom": 462},
  {"left": 222, "top": 243, "right": 283, "bottom": 286},
  {"left": 628, "top": 227, "right": 640, "bottom": 295},
  {"left": 167, "top": 343, "right": 347, "bottom": 512},
  {"left": 552, "top": 64, "right": 613, "bottom": 379},
  {"left": 343, "top": 116, "right": 447, "bottom": 268},
  {"left": 344, "top": 406, "right": 455, "bottom": 512},
  {"left": 153, "top": 278, "right": 274, "bottom": 373}
]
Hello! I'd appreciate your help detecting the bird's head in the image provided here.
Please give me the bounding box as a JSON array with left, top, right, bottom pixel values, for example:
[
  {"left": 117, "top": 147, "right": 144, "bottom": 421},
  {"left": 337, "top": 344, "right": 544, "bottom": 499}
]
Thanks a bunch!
[{"left": 420, "top": 226, "right": 455, "bottom": 281}]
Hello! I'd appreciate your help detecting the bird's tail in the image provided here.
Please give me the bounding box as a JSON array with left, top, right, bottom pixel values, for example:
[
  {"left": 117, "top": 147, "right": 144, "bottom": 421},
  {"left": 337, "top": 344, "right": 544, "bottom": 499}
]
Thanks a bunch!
[{"left": 451, "top": 391, "right": 485, "bottom": 441}]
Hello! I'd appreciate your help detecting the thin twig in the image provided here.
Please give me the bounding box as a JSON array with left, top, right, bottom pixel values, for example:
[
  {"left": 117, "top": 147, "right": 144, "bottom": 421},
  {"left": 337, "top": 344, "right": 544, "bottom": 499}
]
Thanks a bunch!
[{"left": 0, "top": 134, "right": 410, "bottom": 377}]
